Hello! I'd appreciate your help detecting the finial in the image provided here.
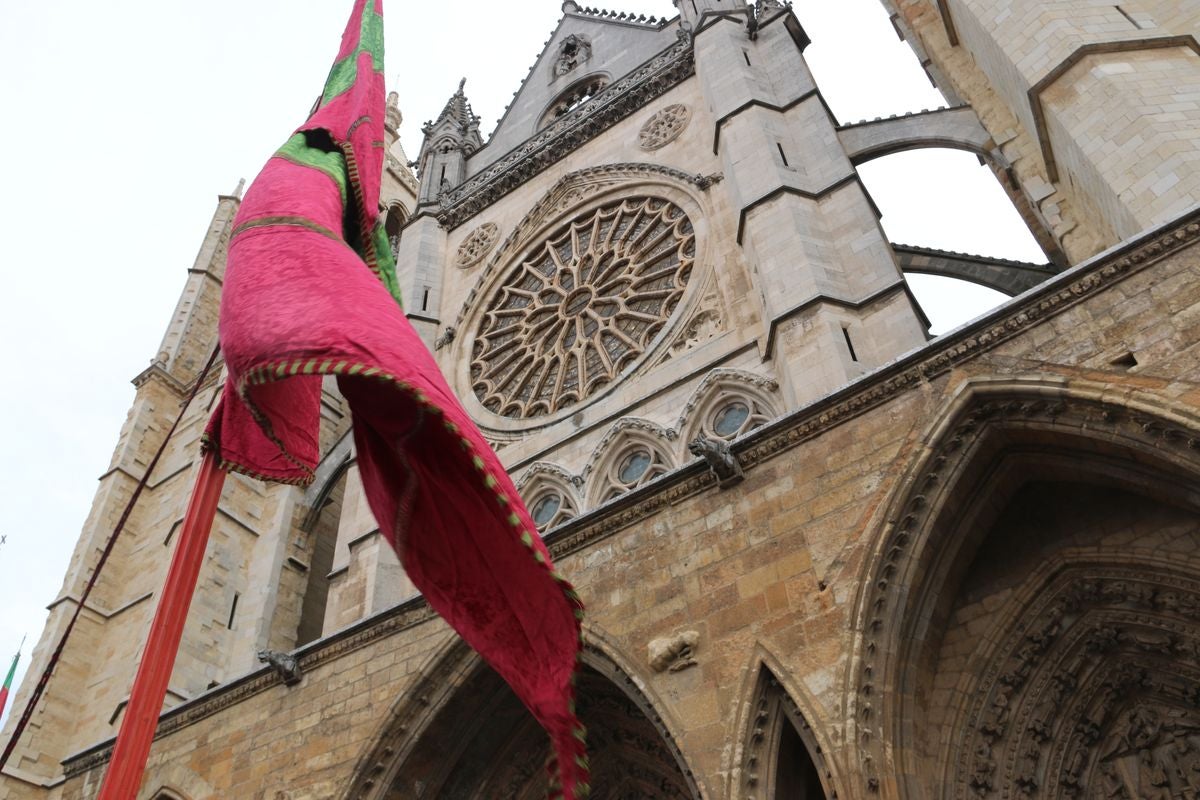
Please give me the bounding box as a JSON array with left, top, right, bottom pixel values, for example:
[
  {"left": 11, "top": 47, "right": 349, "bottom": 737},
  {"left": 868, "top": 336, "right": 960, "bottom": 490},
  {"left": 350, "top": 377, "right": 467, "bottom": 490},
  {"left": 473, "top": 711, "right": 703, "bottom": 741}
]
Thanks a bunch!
[
  {"left": 458, "top": 77, "right": 467, "bottom": 93},
  {"left": 562, "top": 0, "right": 580, "bottom": 11},
  {"left": 234, "top": 178, "right": 246, "bottom": 198},
  {"left": 386, "top": 91, "right": 403, "bottom": 129}
]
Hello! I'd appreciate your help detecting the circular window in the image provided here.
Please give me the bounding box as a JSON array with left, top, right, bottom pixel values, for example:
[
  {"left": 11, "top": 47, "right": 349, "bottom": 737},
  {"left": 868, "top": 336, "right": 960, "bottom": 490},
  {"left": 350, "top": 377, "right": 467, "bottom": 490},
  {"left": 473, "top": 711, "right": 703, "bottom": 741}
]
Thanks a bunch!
[
  {"left": 531, "top": 493, "right": 562, "bottom": 528},
  {"left": 617, "top": 450, "right": 652, "bottom": 485},
  {"left": 713, "top": 401, "right": 750, "bottom": 438},
  {"left": 471, "top": 196, "right": 695, "bottom": 419}
]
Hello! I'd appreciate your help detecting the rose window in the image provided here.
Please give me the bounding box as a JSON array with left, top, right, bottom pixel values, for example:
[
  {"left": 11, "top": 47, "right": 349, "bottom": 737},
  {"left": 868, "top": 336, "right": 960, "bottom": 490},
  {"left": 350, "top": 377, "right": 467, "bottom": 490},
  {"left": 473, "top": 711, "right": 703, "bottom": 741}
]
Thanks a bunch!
[{"left": 471, "top": 196, "right": 696, "bottom": 419}]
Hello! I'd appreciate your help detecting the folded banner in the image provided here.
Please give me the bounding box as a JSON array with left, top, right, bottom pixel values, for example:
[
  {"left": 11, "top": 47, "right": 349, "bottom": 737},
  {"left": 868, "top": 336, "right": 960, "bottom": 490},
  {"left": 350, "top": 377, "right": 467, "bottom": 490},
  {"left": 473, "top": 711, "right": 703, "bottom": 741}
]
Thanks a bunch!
[{"left": 202, "top": 2, "right": 588, "bottom": 796}]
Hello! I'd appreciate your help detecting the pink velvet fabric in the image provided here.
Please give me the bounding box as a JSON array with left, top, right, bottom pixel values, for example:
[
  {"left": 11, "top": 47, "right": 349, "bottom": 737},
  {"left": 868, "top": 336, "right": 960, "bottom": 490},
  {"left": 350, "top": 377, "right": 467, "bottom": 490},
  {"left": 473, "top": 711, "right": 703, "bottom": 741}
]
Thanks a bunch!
[{"left": 203, "top": 2, "right": 587, "bottom": 796}]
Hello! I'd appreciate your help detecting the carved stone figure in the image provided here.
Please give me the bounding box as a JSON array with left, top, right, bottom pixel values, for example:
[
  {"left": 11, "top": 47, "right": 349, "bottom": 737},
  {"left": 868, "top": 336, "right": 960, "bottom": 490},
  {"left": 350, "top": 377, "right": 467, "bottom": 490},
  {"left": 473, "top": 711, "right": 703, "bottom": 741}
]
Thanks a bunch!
[
  {"left": 688, "top": 434, "right": 744, "bottom": 488},
  {"left": 434, "top": 327, "right": 455, "bottom": 351},
  {"left": 554, "top": 34, "right": 592, "bottom": 76},
  {"left": 1095, "top": 761, "right": 1129, "bottom": 799},
  {"left": 648, "top": 630, "right": 700, "bottom": 673},
  {"left": 257, "top": 649, "right": 303, "bottom": 686}
]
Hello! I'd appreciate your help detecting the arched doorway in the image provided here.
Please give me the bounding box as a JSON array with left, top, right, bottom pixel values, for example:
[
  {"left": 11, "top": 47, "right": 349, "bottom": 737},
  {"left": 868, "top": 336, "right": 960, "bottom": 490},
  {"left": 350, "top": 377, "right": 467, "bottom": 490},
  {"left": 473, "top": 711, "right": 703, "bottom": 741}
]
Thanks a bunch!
[
  {"left": 351, "top": 644, "right": 703, "bottom": 799},
  {"left": 853, "top": 383, "right": 1200, "bottom": 798}
]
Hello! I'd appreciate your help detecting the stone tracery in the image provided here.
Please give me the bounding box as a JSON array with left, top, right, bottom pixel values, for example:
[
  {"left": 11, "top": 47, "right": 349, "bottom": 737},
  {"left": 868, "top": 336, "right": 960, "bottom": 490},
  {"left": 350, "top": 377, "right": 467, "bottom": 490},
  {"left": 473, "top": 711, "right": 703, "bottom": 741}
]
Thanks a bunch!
[
  {"left": 471, "top": 196, "right": 695, "bottom": 419},
  {"left": 454, "top": 222, "right": 500, "bottom": 269},
  {"left": 638, "top": 104, "right": 691, "bottom": 150}
]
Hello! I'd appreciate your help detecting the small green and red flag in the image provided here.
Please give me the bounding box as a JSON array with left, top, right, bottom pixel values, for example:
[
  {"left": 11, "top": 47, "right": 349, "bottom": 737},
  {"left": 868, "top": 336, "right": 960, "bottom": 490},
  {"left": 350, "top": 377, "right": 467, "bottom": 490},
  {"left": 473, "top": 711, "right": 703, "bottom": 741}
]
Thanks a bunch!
[{"left": 0, "top": 637, "right": 23, "bottom": 720}]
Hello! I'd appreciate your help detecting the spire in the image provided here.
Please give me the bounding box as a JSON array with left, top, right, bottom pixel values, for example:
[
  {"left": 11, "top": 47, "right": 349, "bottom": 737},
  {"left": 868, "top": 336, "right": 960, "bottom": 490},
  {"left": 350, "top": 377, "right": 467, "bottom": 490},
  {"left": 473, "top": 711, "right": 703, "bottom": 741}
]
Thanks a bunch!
[
  {"left": 427, "top": 78, "right": 482, "bottom": 137},
  {"left": 416, "top": 79, "right": 485, "bottom": 205}
]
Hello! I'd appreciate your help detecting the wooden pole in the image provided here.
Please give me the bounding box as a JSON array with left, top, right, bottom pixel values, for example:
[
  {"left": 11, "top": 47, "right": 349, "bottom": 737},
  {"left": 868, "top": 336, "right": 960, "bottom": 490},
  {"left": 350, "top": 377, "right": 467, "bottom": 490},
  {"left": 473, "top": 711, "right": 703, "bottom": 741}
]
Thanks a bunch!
[{"left": 96, "top": 451, "right": 226, "bottom": 799}]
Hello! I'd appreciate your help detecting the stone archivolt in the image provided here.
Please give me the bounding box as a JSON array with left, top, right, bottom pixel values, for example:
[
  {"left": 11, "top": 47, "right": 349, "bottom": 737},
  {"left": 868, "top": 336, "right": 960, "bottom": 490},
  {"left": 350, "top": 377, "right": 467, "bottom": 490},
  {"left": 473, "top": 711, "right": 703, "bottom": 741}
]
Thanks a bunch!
[
  {"left": 470, "top": 195, "right": 695, "bottom": 419},
  {"left": 850, "top": 380, "right": 1200, "bottom": 797},
  {"left": 954, "top": 567, "right": 1200, "bottom": 799}
]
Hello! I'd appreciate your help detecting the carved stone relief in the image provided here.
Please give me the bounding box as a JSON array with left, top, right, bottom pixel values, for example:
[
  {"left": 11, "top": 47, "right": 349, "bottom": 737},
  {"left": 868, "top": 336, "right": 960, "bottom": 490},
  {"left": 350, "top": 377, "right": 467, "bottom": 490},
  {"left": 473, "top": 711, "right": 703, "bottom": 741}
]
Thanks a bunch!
[
  {"left": 648, "top": 630, "right": 700, "bottom": 673},
  {"left": 554, "top": 34, "right": 592, "bottom": 77},
  {"left": 639, "top": 104, "right": 691, "bottom": 151},
  {"left": 471, "top": 196, "right": 696, "bottom": 419},
  {"left": 949, "top": 569, "right": 1200, "bottom": 799},
  {"left": 454, "top": 222, "right": 500, "bottom": 269}
]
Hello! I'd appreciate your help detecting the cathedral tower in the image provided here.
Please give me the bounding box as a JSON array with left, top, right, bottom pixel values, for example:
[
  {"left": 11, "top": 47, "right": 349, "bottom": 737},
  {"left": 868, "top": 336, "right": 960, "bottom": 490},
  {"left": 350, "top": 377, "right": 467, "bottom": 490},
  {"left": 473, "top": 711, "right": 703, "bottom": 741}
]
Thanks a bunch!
[{"left": 3, "top": 2, "right": 1200, "bottom": 799}]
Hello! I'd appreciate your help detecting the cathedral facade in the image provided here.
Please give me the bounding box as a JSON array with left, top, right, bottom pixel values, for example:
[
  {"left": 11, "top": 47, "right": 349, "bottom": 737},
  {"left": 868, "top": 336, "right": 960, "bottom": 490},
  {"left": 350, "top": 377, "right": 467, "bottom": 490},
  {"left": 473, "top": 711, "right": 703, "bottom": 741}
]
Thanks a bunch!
[{"left": 3, "top": 1, "right": 1200, "bottom": 798}]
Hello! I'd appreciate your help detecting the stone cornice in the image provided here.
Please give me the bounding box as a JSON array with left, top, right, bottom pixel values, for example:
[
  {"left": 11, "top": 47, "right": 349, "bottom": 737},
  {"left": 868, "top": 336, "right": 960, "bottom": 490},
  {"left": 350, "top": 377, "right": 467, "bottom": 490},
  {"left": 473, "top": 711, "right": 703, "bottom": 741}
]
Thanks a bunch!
[
  {"left": 131, "top": 357, "right": 224, "bottom": 396},
  {"left": 435, "top": 37, "right": 695, "bottom": 230},
  {"left": 62, "top": 596, "right": 439, "bottom": 778}
]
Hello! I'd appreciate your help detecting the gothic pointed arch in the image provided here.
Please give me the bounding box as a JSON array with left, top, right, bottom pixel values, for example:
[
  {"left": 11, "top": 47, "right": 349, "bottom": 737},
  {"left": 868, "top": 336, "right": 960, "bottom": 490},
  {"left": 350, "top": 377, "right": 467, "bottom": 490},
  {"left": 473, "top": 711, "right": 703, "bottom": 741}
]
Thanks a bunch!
[
  {"left": 287, "top": 436, "right": 356, "bottom": 647},
  {"left": 148, "top": 789, "right": 188, "bottom": 800},
  {"left": 515, "top": 462, "right": 583, "bottom": 533},
  {"left": 726, "top": 647, "right": 841, "bottom": 800},
  {"left": 340, "top": 634, "right": 475, "bottom": 800},
  {"left": 848, "top": 378, "right": 1200, "bottom": 798},
  {"left": 677, "top": 369, "right": 781, "bottom": 444},
  {"left": 583, "top": 418, "right": 678, "bottom": 508},
  {"left": 342, "top": 629, "right": 706, "bottom": 799}
]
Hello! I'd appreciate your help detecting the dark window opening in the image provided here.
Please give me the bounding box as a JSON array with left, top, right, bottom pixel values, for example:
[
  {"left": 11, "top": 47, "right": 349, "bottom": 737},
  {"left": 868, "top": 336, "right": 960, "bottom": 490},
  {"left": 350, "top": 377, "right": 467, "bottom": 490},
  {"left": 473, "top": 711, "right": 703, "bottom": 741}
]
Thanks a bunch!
[
  {"left": 422, "top": 287, "right": 431, "bottom": 312},
  {"left": 775, "top": 716, "right": 827, "bottom": 799},
  {"left": 541, "top": 76, "right": 609, "bottom": 129},
  {"left": 777, "top": 142, "right": 790, "bottom": 167},
  {"left": 226, "top": 592, "right": 239, "bottom": 629},
  {"left": 744, "top": 49, "right": 752, "bottom": 66},
  {"left": 1114, "top": 5, "right": 1143, "bottom": 28},
  {"left": 842, "top": 326, "right": 859, "bottom": 362},
  {"left": 295, "top": 469, "right": 347, "bottom": 647}
]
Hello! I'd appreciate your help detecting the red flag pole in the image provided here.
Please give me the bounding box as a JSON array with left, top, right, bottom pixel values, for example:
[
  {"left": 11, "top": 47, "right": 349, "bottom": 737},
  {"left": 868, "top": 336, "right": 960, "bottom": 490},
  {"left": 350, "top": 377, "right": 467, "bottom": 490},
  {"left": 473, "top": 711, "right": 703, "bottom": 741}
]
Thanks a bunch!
[{"left": 96, "top": 451, "right": 226, "bottom": 800}]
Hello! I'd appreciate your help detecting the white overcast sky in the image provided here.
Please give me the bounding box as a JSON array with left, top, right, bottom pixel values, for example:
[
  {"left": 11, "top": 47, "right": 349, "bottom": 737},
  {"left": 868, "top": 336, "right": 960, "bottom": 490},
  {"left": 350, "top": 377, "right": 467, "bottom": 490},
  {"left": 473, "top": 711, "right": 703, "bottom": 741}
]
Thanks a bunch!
[{"left": 0, "top": 0, "right": 1044, "bottom": 727}]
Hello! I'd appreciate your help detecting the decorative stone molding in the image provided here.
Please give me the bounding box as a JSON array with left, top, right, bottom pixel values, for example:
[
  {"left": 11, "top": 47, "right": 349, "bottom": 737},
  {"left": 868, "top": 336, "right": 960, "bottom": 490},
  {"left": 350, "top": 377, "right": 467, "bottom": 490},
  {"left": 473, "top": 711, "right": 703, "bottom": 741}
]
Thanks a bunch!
[
  {"left": 453, "top": 222, "right": 500, "bottom": 269},
  {"left": 739, "top": 667, "right": 837, "bottom": 800},
  {"left": 639, "top": 104, "right": 691, "bottom": 150},
  {"left": 435, "top": 37, "right": 695, "bottom": 230},
  {"left": 849, "top": 379, "right": 1200, "bottom": 795}
]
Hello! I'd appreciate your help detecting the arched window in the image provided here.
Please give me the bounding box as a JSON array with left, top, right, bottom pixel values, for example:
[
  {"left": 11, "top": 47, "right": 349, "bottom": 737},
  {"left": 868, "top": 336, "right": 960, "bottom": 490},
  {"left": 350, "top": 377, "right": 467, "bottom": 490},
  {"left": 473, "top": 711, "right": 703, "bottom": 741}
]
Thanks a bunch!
[
  {"left": 383, "top": 203, "right": 408, "bottom": 261},
  {"left": 539, "top": 75, "right": 609, "bottom": 129},
  {"left": 295, "top": 466, "right": 348, "bottom": 647},
  {"left": 678, "top": 369, "right": 781, "bottom": 444},
  {"left": 516, "top": 464, "right": 581, "bottom": 534}
]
